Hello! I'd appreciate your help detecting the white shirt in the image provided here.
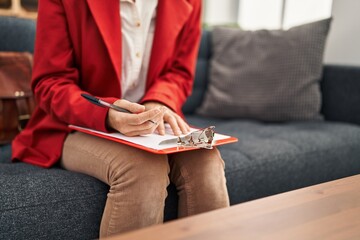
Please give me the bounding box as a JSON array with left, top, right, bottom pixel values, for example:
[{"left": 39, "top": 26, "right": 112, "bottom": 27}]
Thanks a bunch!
[{"left": 119, "top": 0, "right": 158, "bottom": 103}]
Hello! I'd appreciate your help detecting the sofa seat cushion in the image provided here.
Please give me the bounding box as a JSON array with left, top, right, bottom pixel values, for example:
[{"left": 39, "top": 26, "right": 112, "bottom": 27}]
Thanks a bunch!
[
  {"left": 0, "top": 145, "right": 179, "bottom": 239},
  {"left": 186, "top": 116, "right": 360, "bottom": 204},
  {"left": 0, "top": 161, "right": 108, "bottom": 240}
]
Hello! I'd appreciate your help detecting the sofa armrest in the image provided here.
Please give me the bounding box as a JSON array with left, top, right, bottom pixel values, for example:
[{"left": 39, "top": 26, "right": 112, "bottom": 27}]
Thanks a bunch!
[{"left": 321, "top": 65, "right": 360, "bottom": 126}]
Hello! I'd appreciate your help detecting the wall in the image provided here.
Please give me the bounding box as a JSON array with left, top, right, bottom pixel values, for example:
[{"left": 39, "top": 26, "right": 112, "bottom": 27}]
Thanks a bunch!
[
  {"left": 203, "top": 0, "right": 239, "bottom": 25},
  {"left": 0, "top": 0, "right": 37, "bottom": 18},
  {"left": 324, "top": 0, "right": 360, "bottom": 66}
]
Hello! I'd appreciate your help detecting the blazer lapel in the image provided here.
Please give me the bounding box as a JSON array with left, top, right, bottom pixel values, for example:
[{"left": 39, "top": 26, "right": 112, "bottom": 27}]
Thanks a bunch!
[
  {"left": 87, "top": 0, "right": 122, "bottom": 82},
  {"left": 147, "top": 0, "right": 193, "bottom": 87},
  {"left": 86, "top": 0, "right": 193, "bottom": 91}
]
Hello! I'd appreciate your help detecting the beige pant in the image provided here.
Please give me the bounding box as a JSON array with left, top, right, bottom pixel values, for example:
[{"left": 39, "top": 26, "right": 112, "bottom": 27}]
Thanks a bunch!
[{"left": 61, "top": 132, "right": 229, "bottom": 238}]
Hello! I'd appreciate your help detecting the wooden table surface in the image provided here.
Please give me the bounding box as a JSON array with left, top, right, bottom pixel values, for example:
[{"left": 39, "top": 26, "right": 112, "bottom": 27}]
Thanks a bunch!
[{"left": 109, "top": 175, "right": 360, "bottom": 240}]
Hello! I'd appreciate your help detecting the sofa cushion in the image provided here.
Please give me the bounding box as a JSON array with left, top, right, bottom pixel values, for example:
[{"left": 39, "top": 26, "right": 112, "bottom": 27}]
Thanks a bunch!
[
  {"left": 0, "top": 145, "right": 179, "bottom": 240},
  {"left": 186, "top": 116, "right": 360, "bottom": 203},
  {"left": 197, "top": 19, "right": 331, "bottom": 121},
  {"left": 0, "top": 162, "right": 108, "bottom": 240}
]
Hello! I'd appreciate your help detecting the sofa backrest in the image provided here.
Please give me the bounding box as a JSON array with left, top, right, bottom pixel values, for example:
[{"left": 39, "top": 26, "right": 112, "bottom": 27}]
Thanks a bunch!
[
  {"left": 0, "top": 16, "right": 35, "bottom": 53},
  {"left": 1, "top": 17, "right": 358, "bottom": 125},
  {"left": 182, "top": 30, "right": 212, "bottom": 114}
]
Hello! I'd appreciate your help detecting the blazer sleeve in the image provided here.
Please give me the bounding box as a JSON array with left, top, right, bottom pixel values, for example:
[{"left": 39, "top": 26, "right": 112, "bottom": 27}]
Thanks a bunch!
[
  {"left": 31, "top": 0, "right": 116, "bottom": 132},
  {"left": 140, "top": 0, "right": 202, "bottom": 114}
]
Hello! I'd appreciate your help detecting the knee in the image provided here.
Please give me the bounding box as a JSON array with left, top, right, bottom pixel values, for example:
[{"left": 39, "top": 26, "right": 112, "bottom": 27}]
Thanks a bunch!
[
  {"left": 108, "top": 151, "right": 170, "bottom": 195},
  {"left": 170, "top": 148, "right": 225, "bottom": 182}
]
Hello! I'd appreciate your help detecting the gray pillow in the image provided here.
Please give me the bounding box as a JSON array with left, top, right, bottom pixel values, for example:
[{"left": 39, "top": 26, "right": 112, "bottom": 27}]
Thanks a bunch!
[{"left": 197, "top": 18, "right": 332, "bottom": 121}]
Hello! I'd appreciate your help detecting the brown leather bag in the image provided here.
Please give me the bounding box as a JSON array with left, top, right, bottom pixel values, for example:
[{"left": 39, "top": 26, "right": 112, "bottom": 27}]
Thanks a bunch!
[{"left": 0, "top": 52, "right": 35, "bottom": 144}]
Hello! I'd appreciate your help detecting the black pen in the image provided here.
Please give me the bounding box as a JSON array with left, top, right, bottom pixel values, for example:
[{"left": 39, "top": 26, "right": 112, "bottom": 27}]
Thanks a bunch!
[{"left": 81, "top": 93, "right": 156, "bottom": 124}]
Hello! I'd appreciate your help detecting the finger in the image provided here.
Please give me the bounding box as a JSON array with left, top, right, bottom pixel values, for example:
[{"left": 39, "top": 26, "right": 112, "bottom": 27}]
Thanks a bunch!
[
  {"left": 175, "top": 115, "right": 190, "bottom": 134},
  {"left": 122, "top": 121, "right": 156, "bottom": 136},
  {"left": 165, "top": 114, "right": 181, "bottom": 136},
  {"left": 125, "top": 123, "right": 158, "bottom": 136},
  {"left": 128, "top": 108, "right": 162, "bottom": 125},
  {"left": 151, "top": 107, "right": 166, "bottom": 126},
  {"left": 156, "top": 106, "right": 167, "bottom": 135},
  {"left": 113, "top": 99, "right": 145, "bottom": 113},
  {"left": 157, "top": 120, "right": 166, "bottom": 135}
]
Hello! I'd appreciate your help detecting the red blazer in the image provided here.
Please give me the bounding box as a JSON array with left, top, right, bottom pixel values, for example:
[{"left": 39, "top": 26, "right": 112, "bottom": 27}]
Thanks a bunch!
[{"left": 12, "top": 0, "right": 202, "bottom": 168}]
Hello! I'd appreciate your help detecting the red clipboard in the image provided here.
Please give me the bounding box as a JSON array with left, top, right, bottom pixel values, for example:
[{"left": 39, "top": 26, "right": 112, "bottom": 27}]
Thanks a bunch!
[{"left": 69, "top": 125, "right": 238, "bottom": 154}]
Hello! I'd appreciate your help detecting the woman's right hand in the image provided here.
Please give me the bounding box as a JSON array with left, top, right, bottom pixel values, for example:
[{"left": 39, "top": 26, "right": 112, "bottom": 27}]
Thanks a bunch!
[{"left": 106, "top": 99, "right": 165, "bottom": 137}]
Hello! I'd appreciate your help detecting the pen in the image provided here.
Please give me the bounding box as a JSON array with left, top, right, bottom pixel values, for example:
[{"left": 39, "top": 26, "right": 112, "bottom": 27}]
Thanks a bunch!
[{"left": 81, "top": 93, "right": 157, "bottom": 125}]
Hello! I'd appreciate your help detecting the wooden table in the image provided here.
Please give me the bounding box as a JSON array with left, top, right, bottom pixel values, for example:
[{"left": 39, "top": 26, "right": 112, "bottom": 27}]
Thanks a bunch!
[{"left": 109, "top": 175, "right": 360, "bottom": 240}]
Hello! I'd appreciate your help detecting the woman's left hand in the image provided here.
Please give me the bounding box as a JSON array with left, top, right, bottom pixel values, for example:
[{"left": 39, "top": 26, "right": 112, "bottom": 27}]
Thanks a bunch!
[{"left": 143, "top": 102, "right": 191, "bottom": 136}]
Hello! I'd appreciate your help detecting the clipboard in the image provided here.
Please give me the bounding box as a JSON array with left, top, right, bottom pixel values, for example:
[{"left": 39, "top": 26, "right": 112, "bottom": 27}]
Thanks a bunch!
[{"left": 69, "top": 125, "right": 238, "bottom": 154}]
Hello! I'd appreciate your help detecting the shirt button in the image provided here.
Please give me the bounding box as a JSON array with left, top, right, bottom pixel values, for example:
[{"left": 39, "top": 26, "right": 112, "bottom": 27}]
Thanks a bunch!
[
  {"left": 136, "top": 21, "right": 141, "bottom": 27},
  {"left": 135, "top": 52, "right": 141, "bottom": 58}
]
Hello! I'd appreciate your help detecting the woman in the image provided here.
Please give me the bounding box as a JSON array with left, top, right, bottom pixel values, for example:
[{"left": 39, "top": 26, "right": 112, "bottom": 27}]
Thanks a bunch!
[{"left": 12, "top": 0, "right": 229, "bottom": 237}]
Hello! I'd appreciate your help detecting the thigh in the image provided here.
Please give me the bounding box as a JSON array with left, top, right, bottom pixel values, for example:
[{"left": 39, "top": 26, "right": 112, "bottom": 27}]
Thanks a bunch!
[{"left": 61, "top": 131, "right": 169, "bottom": 185}]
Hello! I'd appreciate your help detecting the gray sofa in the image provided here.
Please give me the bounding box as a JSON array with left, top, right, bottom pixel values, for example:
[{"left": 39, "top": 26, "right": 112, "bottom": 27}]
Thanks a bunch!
[{"left": 1, "top": 16, "right": 360, "bottom": 240}]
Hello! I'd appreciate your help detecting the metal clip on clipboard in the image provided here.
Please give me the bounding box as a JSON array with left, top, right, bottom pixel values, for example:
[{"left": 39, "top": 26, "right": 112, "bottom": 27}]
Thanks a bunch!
[{"left": 160, "top": 126, "right": 215, "bottom": 150}]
